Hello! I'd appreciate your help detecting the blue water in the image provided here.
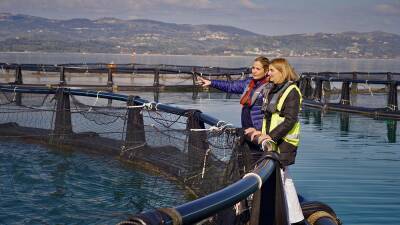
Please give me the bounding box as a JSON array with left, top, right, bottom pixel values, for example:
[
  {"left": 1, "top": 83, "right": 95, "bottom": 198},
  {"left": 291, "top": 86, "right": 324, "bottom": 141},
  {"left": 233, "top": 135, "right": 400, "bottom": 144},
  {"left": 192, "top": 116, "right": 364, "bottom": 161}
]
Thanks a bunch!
[
  {"left": 0, "top": 140, "right": 188, "bottom": 224},
  {"left": 295, "top": 110, "right": 400, "bottom": 225},
  {"left": 1, "top": 53, "right": 400, "bottom": 224},
  {"left": 170, "top": 95, "right": 400, "bottom": 225},
  {"left": 1, "top": 52, "right": 400, "bottom": 73}
]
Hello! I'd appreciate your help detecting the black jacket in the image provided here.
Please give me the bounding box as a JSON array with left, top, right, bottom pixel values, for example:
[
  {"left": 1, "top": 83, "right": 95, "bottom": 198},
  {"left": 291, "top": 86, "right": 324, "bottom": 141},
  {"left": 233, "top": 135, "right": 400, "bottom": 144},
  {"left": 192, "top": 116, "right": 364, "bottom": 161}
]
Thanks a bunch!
[{"left": 264, "top": 83, "right": 301, "bottom": 166}]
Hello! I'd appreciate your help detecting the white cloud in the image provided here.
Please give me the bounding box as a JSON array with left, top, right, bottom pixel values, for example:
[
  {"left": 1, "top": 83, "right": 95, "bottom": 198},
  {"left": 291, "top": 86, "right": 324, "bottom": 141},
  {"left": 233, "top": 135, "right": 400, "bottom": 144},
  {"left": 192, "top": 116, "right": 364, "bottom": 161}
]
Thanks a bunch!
[
  {"left": 162, "top": 0, "right": 212, "bottom": 9},
  {"left": 0, "top": 0, "right": 152, "bottom": 12},
  {"left": 375, "top": 3, "right": 400, "bottom": 15},
  {"left": 239, "top": 0, "right": 258, "bottom": 10}
]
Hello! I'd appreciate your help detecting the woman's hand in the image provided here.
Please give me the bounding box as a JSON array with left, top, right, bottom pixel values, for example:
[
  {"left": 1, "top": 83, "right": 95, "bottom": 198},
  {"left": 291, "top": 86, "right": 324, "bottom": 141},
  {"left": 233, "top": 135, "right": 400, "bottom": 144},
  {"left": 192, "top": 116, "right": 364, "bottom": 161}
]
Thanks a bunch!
[
  {"left": 257, "top": 134, "right": 272, "bottom": 145},
  {"left": 196, "top": 76, "right": 211, "bottom": 87},
  {"left": 244, "top": 127, "right": 262, "bottom": 142}
]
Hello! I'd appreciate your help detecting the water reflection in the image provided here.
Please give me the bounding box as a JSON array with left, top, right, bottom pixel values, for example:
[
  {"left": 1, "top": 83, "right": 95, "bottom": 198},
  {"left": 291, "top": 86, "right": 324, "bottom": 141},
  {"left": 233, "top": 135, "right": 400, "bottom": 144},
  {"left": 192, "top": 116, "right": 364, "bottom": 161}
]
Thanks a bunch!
[
  {"left": 2, "top": 52, "right": 400, "bottom": 72},
  {"left": 300, "top": 108, "right": 398, "bottom": 143},
  {"left": 387, "top": 120, "right": 397, "bottom": 143},
  {"left": 339, "top": 113, "right": 350, "bottom": 133}
]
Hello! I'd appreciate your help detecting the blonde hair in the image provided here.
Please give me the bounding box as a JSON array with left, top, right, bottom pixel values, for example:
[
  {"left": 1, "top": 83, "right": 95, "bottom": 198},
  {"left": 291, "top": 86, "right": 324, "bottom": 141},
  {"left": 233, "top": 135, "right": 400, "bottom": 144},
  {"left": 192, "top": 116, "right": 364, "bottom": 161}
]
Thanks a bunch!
[{"left": 270, "top": 58, "right": 299, "bottom": 82}]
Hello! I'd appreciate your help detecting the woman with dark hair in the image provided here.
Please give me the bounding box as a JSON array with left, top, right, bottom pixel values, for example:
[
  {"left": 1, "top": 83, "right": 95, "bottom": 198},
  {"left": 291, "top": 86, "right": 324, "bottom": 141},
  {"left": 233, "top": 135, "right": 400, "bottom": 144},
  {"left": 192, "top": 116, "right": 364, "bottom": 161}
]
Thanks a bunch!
[{"left": 197, "top": 56, "right": 270, "bottom": 130}]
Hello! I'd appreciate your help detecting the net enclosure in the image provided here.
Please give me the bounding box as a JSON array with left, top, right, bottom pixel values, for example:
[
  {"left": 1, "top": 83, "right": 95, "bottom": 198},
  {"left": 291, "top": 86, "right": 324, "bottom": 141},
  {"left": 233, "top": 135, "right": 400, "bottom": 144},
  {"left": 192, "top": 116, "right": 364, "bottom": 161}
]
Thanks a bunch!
[
  {"left": 0, "top": 84, "right": 294, "bottom": 225},
  {"left": 299, "top": 72, "right": 400, "bottom": 119},
  {"left": 0, "top": 82, "right": 341, "bottom": 225}
]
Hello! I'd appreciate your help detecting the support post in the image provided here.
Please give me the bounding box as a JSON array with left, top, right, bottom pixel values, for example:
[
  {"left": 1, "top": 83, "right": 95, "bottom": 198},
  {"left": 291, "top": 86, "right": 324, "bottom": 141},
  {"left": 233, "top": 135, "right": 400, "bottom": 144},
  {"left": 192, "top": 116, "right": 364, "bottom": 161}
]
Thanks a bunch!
[
  {"left": 153, "top": 68, "right": 160, "bottom": 87},
  {"left": 50, "top": 89, "right": 72, "bottom": 145},
  {"left": 301, "top": 77, "right": 313, "bottom": 99},
  {"left": 192, "top": 71, "right": 196, "bottom": 87},
  {"left": 107, "top": 67, "right": 114, "bottom": 87},
  {"left": 312, "top": 78, "right": 323, "bottom": 101},
  {"left": 186, "top": 110, "right": 208, "bottom": 171},
  {"left": 153, "top": 88, "right": 159, "bottom": 102},
  {"left": 59, "top": 66, "right": 66, "bottom": 86},
  {"left": 323, "top": 79, "right": 331, "bottom": 92},
  {"left": 387, "top": 72, "right": 392, "bottom": 82},
  {"left": 299, "top": 77, "right": 306, "bottom": 96},
  {"left": 14, "top": 65, "right": 23, "bottom": 84},
  {"left": 340, "top": 81, "right": 351, "bottom": 105},
  {"left": 192, "top": 74, "right": 199, "bottom": 100},
  {"left": 385, "top": 72, "right": 392, "bottom": 92},
  {"left": 15, "top": 93, "right": 22, "bottom": 106},
  {"left": 351, "top": 72, "right": 358, "bottom": 94},
  {"left": 387, "top": 81, "right": 398, "bottom": 111},
  {"left": 122, "top": 96, "right": 146, "bottom": 158}
]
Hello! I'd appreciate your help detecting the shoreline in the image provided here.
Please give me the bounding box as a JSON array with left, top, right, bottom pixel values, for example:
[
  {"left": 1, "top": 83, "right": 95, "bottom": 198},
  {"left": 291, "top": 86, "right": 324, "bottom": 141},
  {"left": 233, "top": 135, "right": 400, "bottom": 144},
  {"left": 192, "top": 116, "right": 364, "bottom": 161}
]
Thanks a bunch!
[{"left": 0, "top": 51, "right": 399, "bottom": 61}]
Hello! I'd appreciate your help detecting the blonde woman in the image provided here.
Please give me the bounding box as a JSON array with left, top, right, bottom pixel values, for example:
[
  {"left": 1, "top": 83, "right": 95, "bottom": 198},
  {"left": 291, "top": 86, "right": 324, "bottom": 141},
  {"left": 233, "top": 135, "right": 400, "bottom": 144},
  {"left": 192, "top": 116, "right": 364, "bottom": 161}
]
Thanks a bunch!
[{"left": 245, "top": 58, "right": 305, "bottom": 224}]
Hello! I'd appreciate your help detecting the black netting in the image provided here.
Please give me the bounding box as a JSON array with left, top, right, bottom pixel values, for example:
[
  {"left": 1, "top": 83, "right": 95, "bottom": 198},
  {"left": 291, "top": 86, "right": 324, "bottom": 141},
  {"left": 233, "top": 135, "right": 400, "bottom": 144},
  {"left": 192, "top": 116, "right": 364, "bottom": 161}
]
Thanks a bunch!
[
  {"left": 299, "top": 72, "right": 400, "bottom": 119},
  {"left": 0, "top": 88, "right": 261, "bottom": 224}
]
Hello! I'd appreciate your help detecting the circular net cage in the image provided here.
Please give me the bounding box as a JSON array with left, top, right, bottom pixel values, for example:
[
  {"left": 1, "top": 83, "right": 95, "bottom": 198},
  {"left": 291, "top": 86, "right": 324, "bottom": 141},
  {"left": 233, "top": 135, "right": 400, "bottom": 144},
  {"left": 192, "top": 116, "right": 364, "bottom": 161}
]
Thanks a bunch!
[{"left": 0, "top": 86, "right": 259, "bottom": 225}]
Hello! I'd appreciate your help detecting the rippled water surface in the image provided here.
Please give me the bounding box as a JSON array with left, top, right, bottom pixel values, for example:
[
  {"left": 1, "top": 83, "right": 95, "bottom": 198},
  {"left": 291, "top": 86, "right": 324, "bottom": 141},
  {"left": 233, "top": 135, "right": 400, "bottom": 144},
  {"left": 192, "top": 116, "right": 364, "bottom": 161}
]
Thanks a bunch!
[
  {"left": 0, "top": 140, "right": 188, "bottom": 224},
  {"left": 171, "top": 94, "right": 400, "bottom": 225}
]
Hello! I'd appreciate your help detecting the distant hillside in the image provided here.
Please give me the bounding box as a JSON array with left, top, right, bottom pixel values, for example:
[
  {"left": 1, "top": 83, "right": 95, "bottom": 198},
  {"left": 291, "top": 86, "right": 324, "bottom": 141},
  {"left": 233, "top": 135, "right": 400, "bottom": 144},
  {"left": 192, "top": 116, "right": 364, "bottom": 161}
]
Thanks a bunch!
[{"left": 1, "top": 13, "right": 399, "bottom": 58}]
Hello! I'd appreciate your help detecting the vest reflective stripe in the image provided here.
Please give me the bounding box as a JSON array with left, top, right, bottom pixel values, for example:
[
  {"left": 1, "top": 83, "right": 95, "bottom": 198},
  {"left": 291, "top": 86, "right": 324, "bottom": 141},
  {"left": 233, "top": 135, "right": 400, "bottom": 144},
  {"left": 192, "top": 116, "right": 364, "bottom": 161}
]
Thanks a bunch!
[{"left": 262, "top": 84, "right": 302, "bottom": 152}]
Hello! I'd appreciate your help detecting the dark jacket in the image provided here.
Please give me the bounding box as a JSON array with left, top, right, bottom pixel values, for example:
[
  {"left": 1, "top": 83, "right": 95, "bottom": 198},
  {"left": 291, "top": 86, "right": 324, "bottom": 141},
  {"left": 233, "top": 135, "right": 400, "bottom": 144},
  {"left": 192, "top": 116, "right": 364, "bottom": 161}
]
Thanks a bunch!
[
  {"left": 264, "top": 83, "right": 301, "bottom": 166},
  {"left": 211, "top": 78, "right": 266, "bottom": 130}
]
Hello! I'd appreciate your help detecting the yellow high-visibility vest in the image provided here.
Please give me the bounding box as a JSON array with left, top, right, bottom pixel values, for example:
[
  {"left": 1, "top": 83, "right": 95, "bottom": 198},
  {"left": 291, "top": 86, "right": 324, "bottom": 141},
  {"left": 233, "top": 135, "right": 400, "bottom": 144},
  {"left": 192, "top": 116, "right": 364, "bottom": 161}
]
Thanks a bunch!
[{"left": 262, "top": 84, "right": 302, "bottom": 151}]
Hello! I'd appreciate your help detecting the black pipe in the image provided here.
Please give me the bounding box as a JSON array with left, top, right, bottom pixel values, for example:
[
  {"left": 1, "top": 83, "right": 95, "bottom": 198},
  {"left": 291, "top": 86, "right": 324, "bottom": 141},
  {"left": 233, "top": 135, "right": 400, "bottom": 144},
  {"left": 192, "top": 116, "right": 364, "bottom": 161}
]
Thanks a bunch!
[
  {"left": 130, "top": 159, "right": 276, "bottom": 225},
  {"left": 0, "top": 85, "right": 228, "bottom": 127}
]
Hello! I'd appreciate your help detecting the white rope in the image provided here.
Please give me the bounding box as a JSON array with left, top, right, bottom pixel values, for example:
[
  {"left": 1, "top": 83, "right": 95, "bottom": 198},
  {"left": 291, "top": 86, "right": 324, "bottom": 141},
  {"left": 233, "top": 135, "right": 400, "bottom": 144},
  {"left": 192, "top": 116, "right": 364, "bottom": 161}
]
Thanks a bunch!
[
  {"left": 12, "top": 86, "right": 17, "bottom": 102},
  {"left": 190, "top": 126, "right": 220, "bottom": 132},
  {"left": 243, "top": 172, "right": 263, "bottom": 189},
  {"left": 88, "top": 91, "right": 101, "bottom": 112},
  {"left": 126, "top": 102, "right": 158, "bottom": 110},
  {"left": 201, "top": 148, "right": 211, "bottom": 179},
  {"left": 127, "top": 105, "right": 144, "bottom": 109},
  {"left": 216, "top": 120, "right": 226, "bottom": 127},
  {"left": 365, "top": 80, "right": 373, "bottom": 96},
  {"left": 190, "top": 120, "right": 233, "bottom": 132},
  {"left": 144, "top": 102, "right": 158, "bottom": 110},
  {"left": 121, "top": 142, "right": 146, "bottom": 152},
  {"left": 387, "top": 104, "right": 397, "bottom": 111},
  {"left": 143, "top": 102, "right": 153, "bottom": 110}
]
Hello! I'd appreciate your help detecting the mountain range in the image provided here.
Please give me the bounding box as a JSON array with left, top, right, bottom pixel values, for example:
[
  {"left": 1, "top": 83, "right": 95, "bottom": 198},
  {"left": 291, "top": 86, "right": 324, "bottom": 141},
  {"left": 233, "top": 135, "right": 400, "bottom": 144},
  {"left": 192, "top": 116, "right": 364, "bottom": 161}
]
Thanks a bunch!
[{"left": 1, "top": 13, "right": 399, "bottom": 59}]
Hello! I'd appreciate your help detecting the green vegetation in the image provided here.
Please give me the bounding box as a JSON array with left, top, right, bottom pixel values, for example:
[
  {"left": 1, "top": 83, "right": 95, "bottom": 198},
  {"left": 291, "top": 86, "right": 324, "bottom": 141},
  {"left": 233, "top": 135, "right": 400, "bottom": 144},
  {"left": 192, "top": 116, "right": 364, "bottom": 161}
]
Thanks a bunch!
[{"left": 1, "top": 13, "right": 399, "bottom": 58}]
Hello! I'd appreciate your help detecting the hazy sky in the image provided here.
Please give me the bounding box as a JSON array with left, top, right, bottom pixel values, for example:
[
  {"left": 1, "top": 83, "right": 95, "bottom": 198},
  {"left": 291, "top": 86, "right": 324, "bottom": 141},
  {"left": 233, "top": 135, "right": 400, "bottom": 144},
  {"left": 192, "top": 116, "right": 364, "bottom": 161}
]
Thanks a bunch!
[{"left": 1, "top": 0, "right": 399, "bottom": 35}]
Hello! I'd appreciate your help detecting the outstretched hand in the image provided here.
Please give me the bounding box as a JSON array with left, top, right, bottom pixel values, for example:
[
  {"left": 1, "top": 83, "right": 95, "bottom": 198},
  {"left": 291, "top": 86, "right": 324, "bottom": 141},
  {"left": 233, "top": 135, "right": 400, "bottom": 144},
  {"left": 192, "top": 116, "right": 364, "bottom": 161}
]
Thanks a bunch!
[{"left": 196, "top": 76, "right": 211, "bottom": 87}]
